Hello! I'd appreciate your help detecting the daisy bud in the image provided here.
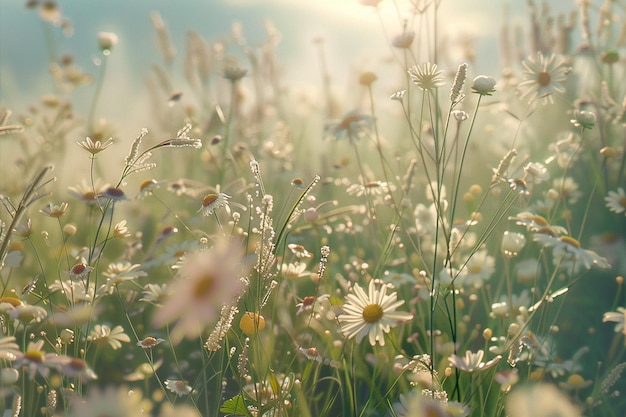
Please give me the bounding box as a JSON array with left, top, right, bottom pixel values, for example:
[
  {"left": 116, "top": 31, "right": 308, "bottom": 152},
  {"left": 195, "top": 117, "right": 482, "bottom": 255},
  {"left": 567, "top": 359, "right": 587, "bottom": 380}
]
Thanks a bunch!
[
  {"left": 239, "top": 312, "right": 265, "bottom": 335},
  {"left": 391, "top": 30, "right": 415, "bottom": 49},
  {"left": 483, "top": 328, "right": 493, "bottom": 341},
  {"left": 600, "top": 50, "right": 619, "bottom": 64},
  {"left": 571, "top": 110, "right": 595, "bottom": 129},
  {"left": 507, "top": 323, "right": 520, "bottom": 337},
  {"left": 501, "top": 231, "right": 526, "bottom": 258},
  {"left": 600, "top": 146, "right": 617, "bottom": 158},
  {"left": 471, "top": 75, "right": 497, "bottom": 95},
  {"left": 359, "top": 71, "right": 377, "bottom": 86},
  {"left": 63, "top": 224, "right": 77, "bottom": 236},
  {"left": 98, "top": 32, "right": 118, "bottom": 55},
  {"left": 452, "top": 110, "right": 469, "bottom": 122},
  {"left": 0, "top": 368, "right": 19, "bottom": 385},
  {"left": 60, "top": 328, "right": 75, "bottom": 344}
]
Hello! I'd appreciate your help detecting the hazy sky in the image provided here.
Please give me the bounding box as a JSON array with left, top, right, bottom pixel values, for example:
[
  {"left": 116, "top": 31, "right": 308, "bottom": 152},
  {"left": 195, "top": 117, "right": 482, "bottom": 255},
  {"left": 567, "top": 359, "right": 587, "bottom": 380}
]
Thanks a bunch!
[{"left": 0, "top": 0, "right": 583, "bottom": 126}]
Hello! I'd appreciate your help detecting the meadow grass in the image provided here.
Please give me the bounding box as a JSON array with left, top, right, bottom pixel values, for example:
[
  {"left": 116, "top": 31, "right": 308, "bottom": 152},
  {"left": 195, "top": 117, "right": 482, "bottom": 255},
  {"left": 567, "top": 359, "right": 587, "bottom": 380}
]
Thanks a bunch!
[{"left": 1, "top": 1, "right": 625, "bottom": 416}]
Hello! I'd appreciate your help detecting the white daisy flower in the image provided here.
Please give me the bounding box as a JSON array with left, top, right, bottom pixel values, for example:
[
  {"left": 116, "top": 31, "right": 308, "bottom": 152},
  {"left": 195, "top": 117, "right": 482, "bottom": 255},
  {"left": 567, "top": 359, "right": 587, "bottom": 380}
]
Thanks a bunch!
[
  {"left": 152, "top": 237, "right": 249, "bottom": 345},
  {"left": 12, "top": 340, "right": 69, "bottom": 380},
  {"left": 69, "top": 262, "right": 94, "bottom": 280},
  {"left": 338, "top": 279, "right": 413, "bottom": 346},
  {"left": 509, "top": 211, "right": 568, "bottom": 236},
  {"left": 164, "top": 379, "right": 192, "bottom": 397},
  {"left": 77, "top": 136, "right": 113, "bottom": 155},
  {"left": 0, "top": 336, "right": 21, "bottom": 361},
  {"left": 408, "top": 63, "right": 445, "bottom": 91},
  {"left": 58, "top": 358, "right": 98, "bottom": 380},
  {"left": 462, "top": 250, "right": 495, "bottom": 288},
  {"left": 89, "top": 324, "right": 131, "bottom": 350},
  {"left": 603, "top": 307, "right": 626, "bottom": 337},
  {"left": 448, "top": 349, "right": 502, "bottom": 373},
  {"left": 533, "top": 234, "right": 610, "bottom": 270},
  {"left": 137, "top": 336, "right": 166, "bottom": 349},
  {"left": 198, "top": 192, "right": 231, "bottom": 216},
  {"left": 518, "top": 52, "right": 568, "bottom": 104},
  {"left": 605, "top": 188, "right": 626, "bottom": 215}
]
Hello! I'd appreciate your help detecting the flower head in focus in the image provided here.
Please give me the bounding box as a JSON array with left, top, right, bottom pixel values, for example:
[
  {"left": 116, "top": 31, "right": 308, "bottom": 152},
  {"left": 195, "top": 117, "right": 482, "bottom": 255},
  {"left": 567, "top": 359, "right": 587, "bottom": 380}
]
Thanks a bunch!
[
  {"left": 471, "top": 75, "right": 497, "bottom": 95},
  {"left": 408, "top": 63, "right": 445, "bottom": 91},
  {"left": 449, "top": 349, "right": 501, "bottom": 373},
  {"left": 77, "top": 136, "right": 113, "bottom": 155},
  {"left": 338, "top": 279, "right": 413, "bottom": 346},
  {"left": 199, "top": 192, "right": 231, "bottom": 216},
  {"left": 518, "top": 52, "right": 568, "bottom": 104}
]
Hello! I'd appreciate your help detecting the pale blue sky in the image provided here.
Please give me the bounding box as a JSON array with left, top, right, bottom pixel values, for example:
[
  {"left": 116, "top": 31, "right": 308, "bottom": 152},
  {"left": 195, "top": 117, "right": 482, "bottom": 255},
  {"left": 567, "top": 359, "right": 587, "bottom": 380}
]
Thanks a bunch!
[{"left": 0, "top": 0, "right": 584, "bottom": 125}]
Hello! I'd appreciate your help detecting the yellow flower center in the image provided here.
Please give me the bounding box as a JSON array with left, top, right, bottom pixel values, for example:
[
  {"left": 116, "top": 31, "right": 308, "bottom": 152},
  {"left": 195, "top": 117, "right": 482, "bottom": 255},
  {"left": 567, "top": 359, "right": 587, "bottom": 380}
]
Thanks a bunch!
[
  {"left": 537, "top": 71, "right": 551, "bottom": 87},
  {"left": 0, "top": 296, "right": 23, "bottom": 307},
  {"left": 362, "top": 303, "right": 384, "bottom": 323},
  {"left": 619, "top": 196, "right": 626, "bottom": 208},
  {"left": 536, "top": 227, "right": 557, "bottom": 236},
  {"left": 8, "top": 241, "right": 24, "bottom": 251},
  {"left": 24, "top": 349, "right": 44, "bottom": 363},
  {"left": 469, "top": 265, "right": 483, "bottom": 274},
  {"left": 202, "top": 193, "right": 218, "bottom": 207},
  {"left": 566, "top": 373, "right": 585, "bottom": 386},
  {"left": 559, "top": 236, "right": 581, "bottom": 248},
  {"left": 532, "top": 215, "right": 548, "bottom": 226},
  {"left": 192, "top": 274, "right": 216, "bottom": 299},
  {"left": 140, "top": 179, "right": 156, "bottom": 192}
]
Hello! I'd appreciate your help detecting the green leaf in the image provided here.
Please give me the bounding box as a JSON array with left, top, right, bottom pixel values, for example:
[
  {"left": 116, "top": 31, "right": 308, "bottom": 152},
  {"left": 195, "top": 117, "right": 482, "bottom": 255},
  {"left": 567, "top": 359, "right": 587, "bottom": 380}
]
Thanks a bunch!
[{"left": 220, "top": 395, "right": 249, "bottom": 416}]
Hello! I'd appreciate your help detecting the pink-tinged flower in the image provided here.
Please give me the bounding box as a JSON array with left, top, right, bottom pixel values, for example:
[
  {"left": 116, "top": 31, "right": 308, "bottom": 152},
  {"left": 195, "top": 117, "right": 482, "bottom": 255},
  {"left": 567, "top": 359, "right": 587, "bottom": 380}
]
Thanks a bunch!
[
  {"left": 136, "top": 336, "right": 165, "bottom": 349},
  {"left": 13, "top": 340, "right": 69, "bottom": 380},
  {"left": 152, "top": 238, "right": 249, "bottom": 345},
  {"left": 338, "top": 280, "right": 413, "bottom": 346}
]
